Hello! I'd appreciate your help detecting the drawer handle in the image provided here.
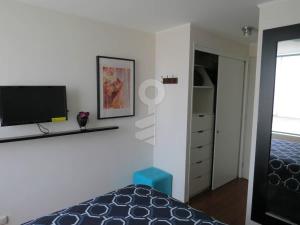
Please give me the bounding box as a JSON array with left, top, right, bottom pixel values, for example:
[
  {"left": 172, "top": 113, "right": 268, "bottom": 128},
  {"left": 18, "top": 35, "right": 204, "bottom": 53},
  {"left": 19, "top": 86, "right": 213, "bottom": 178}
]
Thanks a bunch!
[
  {"left": 197, "top": 130, "right": 204, "bottom": 133},
  {"left": 196, "top": 175, "right": 202, "bottom": 179},
  {"left": 198, "top": 115, "right": 205, "bottom": 118},
  {"left": 196, "top": 160, "right": 203, "bottom": 164},
  {"left": 197, "top": 146, "right": 203, "bottom": 149}
]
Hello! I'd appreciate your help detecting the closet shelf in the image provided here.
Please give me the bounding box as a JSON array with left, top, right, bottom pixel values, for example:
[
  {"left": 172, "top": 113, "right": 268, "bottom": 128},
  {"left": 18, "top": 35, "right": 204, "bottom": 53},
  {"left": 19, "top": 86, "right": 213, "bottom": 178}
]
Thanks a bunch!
[
  {"left": 0, "top": 126, "right": 119, "bottom": 144},
  {"left": 194, "top": 64, "right": 208, "bottom": 69},
  {"left": 192, "top": 113, "right": 215, "bottom": 116},
  {"left": 193, "top": 86, "right": 214, "bottom": 89}
]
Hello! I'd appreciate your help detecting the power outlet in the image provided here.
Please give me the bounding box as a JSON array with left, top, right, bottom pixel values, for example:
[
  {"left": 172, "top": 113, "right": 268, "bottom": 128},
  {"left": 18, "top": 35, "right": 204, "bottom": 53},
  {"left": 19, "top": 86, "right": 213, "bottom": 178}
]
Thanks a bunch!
[{"left": 0, "top": 216, "right": 8, "bottom": 225}]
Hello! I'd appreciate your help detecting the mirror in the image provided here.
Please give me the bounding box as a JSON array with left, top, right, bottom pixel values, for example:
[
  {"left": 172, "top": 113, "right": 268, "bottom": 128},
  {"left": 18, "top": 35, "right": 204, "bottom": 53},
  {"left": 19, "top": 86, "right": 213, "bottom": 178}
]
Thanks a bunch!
[
  {"left": 252, "top": 24, "right": 300, "bottom": 225},
  {"left": 266, "top": 39, "right": 300, "bottom": 224}
]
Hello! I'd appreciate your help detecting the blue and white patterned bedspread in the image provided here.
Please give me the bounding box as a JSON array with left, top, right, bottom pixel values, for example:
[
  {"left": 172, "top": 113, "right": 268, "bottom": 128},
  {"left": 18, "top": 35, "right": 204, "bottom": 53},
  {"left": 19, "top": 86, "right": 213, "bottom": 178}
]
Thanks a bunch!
[
  {"left": 23, "top": 184, "right": 225, "bottom": 225},
  {"left": 269, "top": 139, "right": 300, "bottom": 192}
]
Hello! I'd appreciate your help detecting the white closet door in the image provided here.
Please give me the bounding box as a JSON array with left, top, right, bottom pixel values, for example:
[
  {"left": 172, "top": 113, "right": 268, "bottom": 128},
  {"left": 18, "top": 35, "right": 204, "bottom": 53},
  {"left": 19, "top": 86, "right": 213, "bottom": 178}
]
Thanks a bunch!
[{"left": 212, "top": 56, "right": 245, "bottom": 190}]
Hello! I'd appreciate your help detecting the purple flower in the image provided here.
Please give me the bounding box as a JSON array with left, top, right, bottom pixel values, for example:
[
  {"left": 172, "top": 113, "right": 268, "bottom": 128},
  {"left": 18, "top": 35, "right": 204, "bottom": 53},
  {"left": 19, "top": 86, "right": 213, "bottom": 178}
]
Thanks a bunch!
[{"left": 79, "top": 112, "right": 89, "bottom": 119}]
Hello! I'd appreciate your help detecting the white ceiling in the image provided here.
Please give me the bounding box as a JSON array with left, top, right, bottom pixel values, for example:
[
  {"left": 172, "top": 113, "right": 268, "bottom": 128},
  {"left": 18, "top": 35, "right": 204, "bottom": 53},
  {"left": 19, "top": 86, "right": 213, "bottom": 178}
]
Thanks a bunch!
[{"left": 17, "top": 0, "right": 272, "bottom": 43}]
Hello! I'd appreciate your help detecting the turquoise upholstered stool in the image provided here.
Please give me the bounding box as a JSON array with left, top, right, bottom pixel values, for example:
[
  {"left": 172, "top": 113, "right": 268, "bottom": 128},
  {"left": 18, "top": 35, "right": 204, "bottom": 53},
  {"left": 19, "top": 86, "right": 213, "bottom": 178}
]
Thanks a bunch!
[{"left": 133, "top": 167, "right": 172, "bottom": 196}]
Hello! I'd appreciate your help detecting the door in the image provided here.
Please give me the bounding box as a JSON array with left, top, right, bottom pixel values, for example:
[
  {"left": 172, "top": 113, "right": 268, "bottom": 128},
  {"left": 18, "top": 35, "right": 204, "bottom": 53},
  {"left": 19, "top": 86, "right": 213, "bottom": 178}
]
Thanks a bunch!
[
  {"left": 243, "top": 58, "right": 256, "bottom": 179},
  {"left": 212, "top": 56, "right": 245, "bottom": 190}
]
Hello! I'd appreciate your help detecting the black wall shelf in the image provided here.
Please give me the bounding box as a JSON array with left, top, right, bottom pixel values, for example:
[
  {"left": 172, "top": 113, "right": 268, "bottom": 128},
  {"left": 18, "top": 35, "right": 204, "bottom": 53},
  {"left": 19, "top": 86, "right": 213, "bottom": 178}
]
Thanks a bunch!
[{"left": 0, "top": 126, "right": 119, "bottom": 144}]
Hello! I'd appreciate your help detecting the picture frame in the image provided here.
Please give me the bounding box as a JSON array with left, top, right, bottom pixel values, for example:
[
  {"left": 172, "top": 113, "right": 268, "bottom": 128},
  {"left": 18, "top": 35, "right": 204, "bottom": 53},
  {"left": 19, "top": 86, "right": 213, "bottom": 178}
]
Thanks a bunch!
[{"left": 97, "top": 56, "right": 135, "bottom": 119}]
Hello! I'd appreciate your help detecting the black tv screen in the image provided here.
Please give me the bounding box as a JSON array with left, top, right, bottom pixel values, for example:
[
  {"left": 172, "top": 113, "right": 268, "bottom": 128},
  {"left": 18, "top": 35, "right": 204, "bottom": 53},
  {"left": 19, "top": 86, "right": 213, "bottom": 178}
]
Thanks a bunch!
[{"left": 0, "top": 86, "right": 68, "bottom": 126}]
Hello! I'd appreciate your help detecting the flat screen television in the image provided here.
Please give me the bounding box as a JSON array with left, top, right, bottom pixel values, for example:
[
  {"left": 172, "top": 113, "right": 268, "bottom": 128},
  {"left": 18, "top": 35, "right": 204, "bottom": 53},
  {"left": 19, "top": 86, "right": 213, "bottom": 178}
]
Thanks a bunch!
[{"left": 0, "top": 86, "right": 68, "bottom": 126}]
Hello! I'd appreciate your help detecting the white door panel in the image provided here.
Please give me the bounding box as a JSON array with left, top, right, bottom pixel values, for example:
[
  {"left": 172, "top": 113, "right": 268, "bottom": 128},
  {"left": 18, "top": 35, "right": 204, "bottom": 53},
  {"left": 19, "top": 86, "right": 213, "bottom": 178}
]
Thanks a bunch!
[{"left": 212, "top": 56, "right": 245, "bottom": 189}]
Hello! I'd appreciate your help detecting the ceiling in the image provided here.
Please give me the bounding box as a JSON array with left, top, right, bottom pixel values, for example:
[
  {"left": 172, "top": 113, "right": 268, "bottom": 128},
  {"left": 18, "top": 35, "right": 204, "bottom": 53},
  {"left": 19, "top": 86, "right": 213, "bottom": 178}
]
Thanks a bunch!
[{"left": 17, "top": 0, "right": 272, "bottom": 43}]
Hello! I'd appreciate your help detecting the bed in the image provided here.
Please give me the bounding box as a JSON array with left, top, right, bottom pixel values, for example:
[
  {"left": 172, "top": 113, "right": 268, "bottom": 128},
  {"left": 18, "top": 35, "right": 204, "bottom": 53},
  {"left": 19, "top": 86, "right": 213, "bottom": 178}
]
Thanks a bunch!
[
  {"left": 267, "top": 139, "right": 300, "bottom": 222},
  {"left": 23, "top": 184, "right": 225, "bottom": 225}
]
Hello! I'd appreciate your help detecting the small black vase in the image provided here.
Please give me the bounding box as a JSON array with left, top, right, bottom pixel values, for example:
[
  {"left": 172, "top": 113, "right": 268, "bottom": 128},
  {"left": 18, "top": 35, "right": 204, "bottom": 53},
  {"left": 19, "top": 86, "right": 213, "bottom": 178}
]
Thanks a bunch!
[{"left": 77, "top": 112, "right": 89, "bottom": 129}]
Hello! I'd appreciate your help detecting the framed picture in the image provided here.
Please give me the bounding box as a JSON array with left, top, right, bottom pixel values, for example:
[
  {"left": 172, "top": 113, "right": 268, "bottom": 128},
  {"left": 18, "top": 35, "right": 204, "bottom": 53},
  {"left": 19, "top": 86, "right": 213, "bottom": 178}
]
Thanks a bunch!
[{"left": 97, "top": 56, "right": 135, "bottom": 119}]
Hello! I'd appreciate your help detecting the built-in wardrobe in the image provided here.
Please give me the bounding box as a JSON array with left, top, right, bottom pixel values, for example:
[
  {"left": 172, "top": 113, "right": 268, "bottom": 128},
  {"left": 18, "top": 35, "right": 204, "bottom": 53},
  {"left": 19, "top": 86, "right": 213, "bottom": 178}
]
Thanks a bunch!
[{"left": 189, "top": 49, "right": 246, "bottom": 198}]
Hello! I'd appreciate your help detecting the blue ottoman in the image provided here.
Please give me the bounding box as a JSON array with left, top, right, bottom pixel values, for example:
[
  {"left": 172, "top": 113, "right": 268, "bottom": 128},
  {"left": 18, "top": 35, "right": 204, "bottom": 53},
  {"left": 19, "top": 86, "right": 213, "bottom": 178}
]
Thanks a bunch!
[{"left": 133, "top": 167, "right": 172, "bottom": 196}]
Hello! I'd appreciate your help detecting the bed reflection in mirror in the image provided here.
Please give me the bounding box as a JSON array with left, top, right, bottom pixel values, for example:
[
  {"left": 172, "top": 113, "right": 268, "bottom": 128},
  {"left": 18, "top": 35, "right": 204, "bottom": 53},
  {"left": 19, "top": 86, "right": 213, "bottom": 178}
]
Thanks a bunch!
[{"left": 267, "top": 38, "right": 300, "bottom": 224}]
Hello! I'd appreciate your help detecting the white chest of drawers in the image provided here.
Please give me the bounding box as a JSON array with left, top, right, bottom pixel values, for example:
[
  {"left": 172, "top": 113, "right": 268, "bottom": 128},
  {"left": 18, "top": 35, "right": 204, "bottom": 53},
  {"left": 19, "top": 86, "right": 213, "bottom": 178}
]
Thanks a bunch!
[{"left": 189, "top": 114, "right": 214, "bottom": 198}]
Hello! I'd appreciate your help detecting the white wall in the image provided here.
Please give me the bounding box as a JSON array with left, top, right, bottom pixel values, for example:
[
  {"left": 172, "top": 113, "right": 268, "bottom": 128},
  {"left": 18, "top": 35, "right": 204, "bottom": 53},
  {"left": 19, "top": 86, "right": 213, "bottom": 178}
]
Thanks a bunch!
[
  {"left": 246, "top": 0, "right": 300, "bottom": 224},
  {"left": 154, "top": 24, "right": 192, "bottom": 202},
  {"left": 0, "top": 1, "right": 155, "bottom": 225},
  {"left": 258, "top": 0, "right": 300, "bottom": 30}
]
